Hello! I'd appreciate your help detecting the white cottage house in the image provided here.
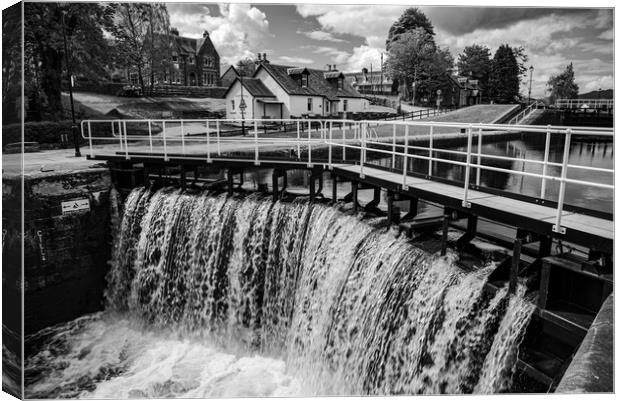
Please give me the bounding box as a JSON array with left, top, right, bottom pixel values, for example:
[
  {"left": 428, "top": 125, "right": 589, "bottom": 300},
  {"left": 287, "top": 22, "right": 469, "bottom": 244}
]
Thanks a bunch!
[{"left": 224, "top": 60, "right": 368, "bottom": 120}]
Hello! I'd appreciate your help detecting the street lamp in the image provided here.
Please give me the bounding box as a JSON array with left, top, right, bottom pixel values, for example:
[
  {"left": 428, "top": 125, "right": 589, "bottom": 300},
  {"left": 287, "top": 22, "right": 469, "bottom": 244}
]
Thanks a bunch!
[
  {"left": 528, "top": 65, "right": 534, "bottom": 104},
  {"left": 60, "top": 7, "right": 81, "bottom": 157},
  {"left": 239, "top": 73, "right": 247, "bottom": 136}
]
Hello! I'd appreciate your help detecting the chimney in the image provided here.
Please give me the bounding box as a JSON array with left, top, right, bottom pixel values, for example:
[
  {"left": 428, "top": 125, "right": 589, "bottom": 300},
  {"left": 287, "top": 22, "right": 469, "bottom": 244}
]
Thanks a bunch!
[
  {"left": 332, "top": 64, "right": 337, "bottom": 71},
  {"left": 203, "top": 30, "right": 209, "bottom": 38},
  {"left": 170, "top": 27, "right": 179, "bottom": 36},
  {"left": 257, "top": 53, "right": 262, "bottom": 61},
  {"left": 263, "top": 53, "right": 267, "bottom": 63},
  {"left": 326, "top": 64, "right": 331, "bottom": 71}
]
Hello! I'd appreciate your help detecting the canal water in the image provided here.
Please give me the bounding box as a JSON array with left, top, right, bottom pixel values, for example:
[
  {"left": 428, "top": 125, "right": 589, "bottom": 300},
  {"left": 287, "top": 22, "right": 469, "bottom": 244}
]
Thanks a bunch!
[{"left": 25, "top": 189, "right": 535, "bottom": 398}]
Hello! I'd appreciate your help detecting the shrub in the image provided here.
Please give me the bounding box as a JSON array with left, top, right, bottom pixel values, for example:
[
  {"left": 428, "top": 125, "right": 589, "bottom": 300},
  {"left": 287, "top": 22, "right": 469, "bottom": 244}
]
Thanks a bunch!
[{"left": 2, "top": 120, "right": 85, "bottom": 147}]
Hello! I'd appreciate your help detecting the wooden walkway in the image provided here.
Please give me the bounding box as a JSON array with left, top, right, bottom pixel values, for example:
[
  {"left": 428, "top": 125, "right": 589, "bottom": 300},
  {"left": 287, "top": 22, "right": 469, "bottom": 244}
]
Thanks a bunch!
[{"left": 332, "top": 164, "right": 613, "bottom": 252}]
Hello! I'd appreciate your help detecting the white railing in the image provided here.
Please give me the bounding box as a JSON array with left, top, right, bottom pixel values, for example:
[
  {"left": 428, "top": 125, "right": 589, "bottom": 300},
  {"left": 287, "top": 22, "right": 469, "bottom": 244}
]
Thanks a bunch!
[
  {"left": 81, "top": 118, "right": 613, "bottom": 234},
  {"left": 555, "top": 99, "right": 613, "bottom": 109},
  {"left": 508, "top": 101, "right": 546, "bottom": 124}
]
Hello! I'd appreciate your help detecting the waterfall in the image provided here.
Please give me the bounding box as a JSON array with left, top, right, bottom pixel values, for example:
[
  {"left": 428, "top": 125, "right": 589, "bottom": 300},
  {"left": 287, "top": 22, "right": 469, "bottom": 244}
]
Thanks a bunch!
[{"left": 25, "top": 187, "right": 535, "bottom": 398}]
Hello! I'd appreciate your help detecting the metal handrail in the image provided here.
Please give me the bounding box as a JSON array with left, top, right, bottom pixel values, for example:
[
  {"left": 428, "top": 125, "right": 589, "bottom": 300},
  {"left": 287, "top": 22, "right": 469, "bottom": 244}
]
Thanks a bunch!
[
  {"left": 508, "top": 101, "right": 546, "bottom": 125},
  {"left": 555, "top": 99, "right": 613, "bottom": 109},
  {"left": 81, "top": 118, "right": 613, "bottom": 232}
]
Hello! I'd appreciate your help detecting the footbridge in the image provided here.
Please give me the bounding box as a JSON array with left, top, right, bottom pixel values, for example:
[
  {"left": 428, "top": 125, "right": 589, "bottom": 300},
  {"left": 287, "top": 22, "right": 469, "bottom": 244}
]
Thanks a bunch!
[
  {"left": 83, "top": 117, "right": 613, "bottom": 389},
  {"left": 81, "top": 117, "right": 613, "bottom": 254}
]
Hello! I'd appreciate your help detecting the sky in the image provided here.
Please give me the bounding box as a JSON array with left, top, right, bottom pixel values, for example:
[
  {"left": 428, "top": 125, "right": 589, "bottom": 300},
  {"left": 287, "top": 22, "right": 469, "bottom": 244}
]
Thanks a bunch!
[{"left": 166, "top": 2, "right": 614, "bottom": 97}]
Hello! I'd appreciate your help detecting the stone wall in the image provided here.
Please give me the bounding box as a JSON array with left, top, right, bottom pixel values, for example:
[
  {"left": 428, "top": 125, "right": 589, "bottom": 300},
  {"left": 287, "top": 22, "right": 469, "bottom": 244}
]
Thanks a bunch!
[{"left": 3, "top": 168, "right": 113, "bottom": 334}]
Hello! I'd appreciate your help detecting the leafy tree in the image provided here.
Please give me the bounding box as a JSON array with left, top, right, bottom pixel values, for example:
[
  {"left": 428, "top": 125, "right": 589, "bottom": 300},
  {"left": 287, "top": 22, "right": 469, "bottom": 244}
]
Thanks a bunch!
[
  {"left": 236, "top": 58, "right": 256, "bottom": 77},
  {"left": 386, "top": 8, "right": 434, "bottom": 49},
  {"left": 385, "top": 28, "right": 437, "bottom": 103},
  {"left": 488, "top": 44, "right": 521, "bottom": 103},
  {"left": 416, "top": 47, "right": 454, "bottom": 106},
  {"left": 24, "top": 2, "right": 112, "bottom": 118},
  {"left": 546, "top": 63, "right": 579, "bottom": 102},
  {"left": 3, "top": 4, "right": 22, "bottom": 123},
  {"left": 109, "top": 3, "right": 171, "bottom": 95},
  {"left": 457, "top": 44, "right": 492, "bottom": 100}
]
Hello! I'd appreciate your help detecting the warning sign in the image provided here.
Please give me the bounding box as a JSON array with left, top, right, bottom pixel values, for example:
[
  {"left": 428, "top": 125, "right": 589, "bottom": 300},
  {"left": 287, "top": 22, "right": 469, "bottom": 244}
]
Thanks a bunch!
[{"left": 61, "top": 198, "right": 90, "bottom": 215}]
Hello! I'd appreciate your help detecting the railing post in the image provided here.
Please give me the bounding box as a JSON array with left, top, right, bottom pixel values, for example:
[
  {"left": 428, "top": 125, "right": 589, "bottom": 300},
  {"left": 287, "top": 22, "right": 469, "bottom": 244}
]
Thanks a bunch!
[
  {"left": 254, "top": 120, "right": 259, "bottom": 165},
  {"left": 342, "top": 122, "right": 346, "bottom": 161},
  {"left": 462, "top": 124, "right": 473, "bottom": 208},
  {"left": 296, "top": 120, "right": 301, "bottom": 158},
  {"left": 123, "top": 121, "right": 129, "bottom": 160},
  {"left": 428, "top": 125, "right": 433, "bottom": 177},
  {"left": 216, "top": 120, "right": 221, "bottom": 156},
  {"left": 117, "top": 121, "right": 123, "bottom": 151},
  {"left": 360, "top": 124, "right": 365, "bottom": 179},
  {"left": 162, "top": 121, "right": 168, "bottom": 161},
  {"left": 554, "top": 128, "right": 571, "bottom": 234},
  {"left": 180, "top": 120, "right": 185, "bottom": 154},
  {"left": 307, "top": 120, "right": 312, "bottom": 167},
  {"left": 206, "top": 120, "right": 211, "bottom": 162},
  {"left": 87, "top": 121, "right": 94, "bottom": 158},
  {"left": 402, "top": 125, "right": 409, "bottom": 190},
  {"left": 541, "top": 125, "right": 551, "bottom": 199},
  {"left": 328, "top": 121, "right": 333, "bottom": 169},
  {"left": 148, "top": 120, "right": 153, "bottom": 154},
  {"left": 391, "top": 124, "right": 396, "bottom": 169},
  {"left": 476, "top": 125, "right": 482, "bottom": 186}
]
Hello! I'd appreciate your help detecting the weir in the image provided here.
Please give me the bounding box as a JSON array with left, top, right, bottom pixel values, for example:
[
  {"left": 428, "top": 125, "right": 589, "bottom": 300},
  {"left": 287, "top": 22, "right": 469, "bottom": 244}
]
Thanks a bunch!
[{"left": 61, "top": 117, "right": 614, "bottom": 393}]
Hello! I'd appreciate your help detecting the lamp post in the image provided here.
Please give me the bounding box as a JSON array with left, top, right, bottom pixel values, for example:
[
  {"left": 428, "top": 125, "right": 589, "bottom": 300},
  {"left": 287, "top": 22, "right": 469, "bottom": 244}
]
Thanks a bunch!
[
  {"left": 528, "top": 65, "right": 534, "bottom": 104},
  {"left": 239, "top": 73, "right": 247, "bottom": 136},
  {"left": 61, "top": 7, "right": 81, "bottom": 157}
]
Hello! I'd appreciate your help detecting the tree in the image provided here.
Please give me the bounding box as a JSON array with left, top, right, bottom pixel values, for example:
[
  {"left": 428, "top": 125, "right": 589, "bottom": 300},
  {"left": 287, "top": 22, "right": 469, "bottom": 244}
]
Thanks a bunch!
[
  {"left": 385, "top": 28, "right": 437, "bottom": 103},
  {"left": 416, "top": 47, "right": 454, "bottom": 106},
  {"left": 546, "top": 63, "right": 579, "bottom": 103},
  {"left": 386, "top": 8, "right": 434, "bottom": 49},
  {"left": 488, "top": 44, "right": 521, "bottom": 103},
  {"left": 3, "top": 4, "right": 22, "bottom": 123},
  {"left": 109, "top": 3, "right": 171, "bottom": 95},
  {"left": 24, "top": 2, "right": 112, "bottom": 118},
  {"left": 236, "top": 58, "right": 256, "bottom": 77},
  {"left": 457, "top": 44, "right": 492, "bottom": 100}
]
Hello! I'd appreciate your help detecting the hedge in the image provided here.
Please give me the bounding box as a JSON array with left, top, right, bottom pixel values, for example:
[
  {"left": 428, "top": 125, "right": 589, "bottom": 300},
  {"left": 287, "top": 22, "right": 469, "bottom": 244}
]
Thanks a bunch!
[{"left": 2, "top": 120, "right": 84, "bottom": 147}]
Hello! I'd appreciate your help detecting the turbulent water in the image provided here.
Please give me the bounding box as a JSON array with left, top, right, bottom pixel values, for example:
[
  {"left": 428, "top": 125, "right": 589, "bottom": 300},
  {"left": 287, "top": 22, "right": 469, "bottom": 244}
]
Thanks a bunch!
[{"left": 25, "top": 188, "right": 535, "bottom": 398}]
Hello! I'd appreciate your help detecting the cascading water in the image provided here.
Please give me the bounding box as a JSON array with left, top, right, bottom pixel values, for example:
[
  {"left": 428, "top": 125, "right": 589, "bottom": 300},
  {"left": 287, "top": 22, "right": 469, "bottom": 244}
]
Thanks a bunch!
[{"left": 24, "top": 187, "right": 535, "bottom": 398}]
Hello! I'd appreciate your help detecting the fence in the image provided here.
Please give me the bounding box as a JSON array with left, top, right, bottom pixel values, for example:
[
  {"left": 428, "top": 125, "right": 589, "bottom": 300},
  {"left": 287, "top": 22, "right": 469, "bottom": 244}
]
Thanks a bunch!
[{"left": 81, "top": 118, "right": 613, "bottom": 234}]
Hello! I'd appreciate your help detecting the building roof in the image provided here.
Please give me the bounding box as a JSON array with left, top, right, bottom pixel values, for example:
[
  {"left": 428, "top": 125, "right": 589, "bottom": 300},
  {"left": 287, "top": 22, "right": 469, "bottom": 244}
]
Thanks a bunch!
[
  {"left": 257, "top": 63, "right": 365, "bottom": 99},
  {"left": 223, "top": 77, "right": 276, "bottom": 98},
  {"left": 324, "top": 71, "right": 344, "bottom": 79}
]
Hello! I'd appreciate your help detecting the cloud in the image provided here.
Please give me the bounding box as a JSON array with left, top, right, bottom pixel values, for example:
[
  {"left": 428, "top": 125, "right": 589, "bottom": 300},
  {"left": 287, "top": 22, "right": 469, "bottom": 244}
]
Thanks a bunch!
[
  {"left": 169, "top": 3, "right": 272, "bottom": 65},
  {"left": 598, "top": 29, "right": 613, "bottom": 40},
  {"left": 277, "top": 56, "right": 314, "bottom": 65},
  {"left": 298, "top": 30, "right": 345, "bottom": 43},
  {"left": 296, "top": 5, "right": 400, "bottom": 73},
  {"left": 305, "top": 45, "right": 351, "bottom": 66}
]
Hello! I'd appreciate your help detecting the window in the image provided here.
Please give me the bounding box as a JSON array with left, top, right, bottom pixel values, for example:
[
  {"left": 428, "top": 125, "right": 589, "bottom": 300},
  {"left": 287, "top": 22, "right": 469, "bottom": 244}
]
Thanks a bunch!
[
  {"left": 172, "top": 54, "right": 178, "bottom": 63},
  {"left": 343, "top": 99, "right": 348, "bottom": 112},
  {"left": 189, "top": 56, "right": 194, "bottom": 64},
  {"left": 204, "top": 57, "right": 213, "bottom": 67},
  {"left": 307, "top": 98, "right": 313, "bottom": 112},
  {"left": 326, "top": 101, "right": 330, "bottom": 113},
  {"left": 301, "top": 74, "right": 308, "bottom": 88},
  {"left": 203, "top": 72, "right": 210, "bottom": 86},
  {"left": 231, "top": 99, "right": 235, "bottom": 111},
  {"left": 338, "top": 78, "right": 344, "bottom": 90},
  {"left": 129, "top": 72, "right": 138, "bottom": 85}
]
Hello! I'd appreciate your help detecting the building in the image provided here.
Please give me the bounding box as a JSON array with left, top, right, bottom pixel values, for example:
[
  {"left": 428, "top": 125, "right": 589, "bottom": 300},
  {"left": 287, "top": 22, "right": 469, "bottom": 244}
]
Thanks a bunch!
[
  {"left": 122, "top": 30, "right": 221, "bottom": 88},
  {"left": 220, "top": 65, "right": 240, "bottom": 89},
  {"left": 445, "top": 75, "right": 481, "bottom": 107},
  {"left": 224, "top": 56, "right": 369, "bottom": 119},
  {"left": 344, "top": 68, "right": 397, "bottom": 96}
]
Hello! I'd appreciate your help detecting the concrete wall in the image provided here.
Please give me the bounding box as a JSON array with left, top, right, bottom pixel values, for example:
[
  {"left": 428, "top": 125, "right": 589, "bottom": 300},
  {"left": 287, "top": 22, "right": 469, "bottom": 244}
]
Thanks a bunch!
[
  {"left": 3, "top": 168, "right": 113, "bottom": 334},
  {"left": 556, "top": 293, "right": 614, "bottom": 393}
]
